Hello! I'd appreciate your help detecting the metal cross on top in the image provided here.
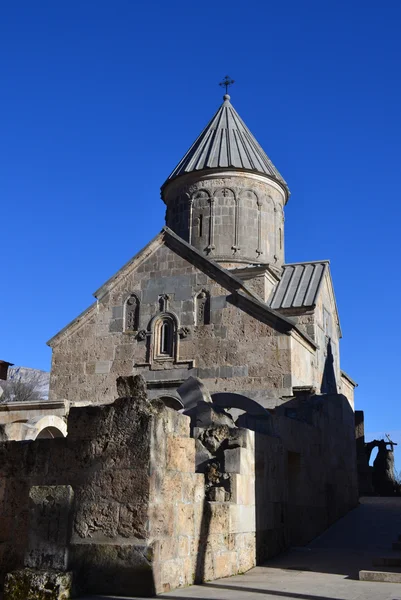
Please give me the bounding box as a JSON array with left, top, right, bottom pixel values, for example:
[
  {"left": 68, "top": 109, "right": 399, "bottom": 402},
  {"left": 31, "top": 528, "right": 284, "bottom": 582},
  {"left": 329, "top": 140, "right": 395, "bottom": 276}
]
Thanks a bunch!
[{"left": 219, "top": 75, "right": 235, "bottom": 94}]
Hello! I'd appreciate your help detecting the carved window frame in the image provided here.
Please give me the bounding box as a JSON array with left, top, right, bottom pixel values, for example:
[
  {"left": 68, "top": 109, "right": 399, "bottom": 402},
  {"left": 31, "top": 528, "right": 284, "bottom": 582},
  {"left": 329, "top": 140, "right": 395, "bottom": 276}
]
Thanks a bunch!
[{"left": 152, "top": 313, "right": 177, "bottom": 362}]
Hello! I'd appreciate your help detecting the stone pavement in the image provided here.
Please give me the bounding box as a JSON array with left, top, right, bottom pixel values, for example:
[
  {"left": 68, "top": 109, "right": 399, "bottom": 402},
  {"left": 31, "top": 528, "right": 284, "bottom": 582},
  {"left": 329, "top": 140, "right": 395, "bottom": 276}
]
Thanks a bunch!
[{"left": 82, "top": 497, "right": 401, "bottom": 600}]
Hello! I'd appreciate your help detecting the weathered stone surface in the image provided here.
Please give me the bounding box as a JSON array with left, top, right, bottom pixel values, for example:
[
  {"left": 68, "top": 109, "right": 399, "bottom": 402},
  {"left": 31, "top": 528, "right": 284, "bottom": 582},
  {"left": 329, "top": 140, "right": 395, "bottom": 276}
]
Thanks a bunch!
[
  {"left": 185, "top": 402, "right": 235, "bottom": 429},
  {"left": 69, "top": 542, "right": 155, "bottom": 597},
  {"left": 4, "top": 568, "right": 72, "bottom": 600},
  {"left": 177, "top": 376, "right": 212, "bottom": 410},
  {"left": 116, "top": 374, "right": 148, "bottom": 401},
  {"left": 25, "top": 485, "right": 73, "bottom": 571}
]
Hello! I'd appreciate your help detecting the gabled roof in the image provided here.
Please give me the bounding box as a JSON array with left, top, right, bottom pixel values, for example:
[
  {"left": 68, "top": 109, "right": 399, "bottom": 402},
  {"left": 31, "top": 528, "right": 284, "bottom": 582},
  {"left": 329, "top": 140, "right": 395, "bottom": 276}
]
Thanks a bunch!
[
  {"left": 268, "top": 260, "right": 342, "bottom": 338},
  {"left": 162, "top": 94, "right": 289, "bottom": 198},
  {"left": 269, "top": 261, "right": 329, "bottom": 310},
  {"left": 48, "top": 228, "right": 316, "bottom": 349}
]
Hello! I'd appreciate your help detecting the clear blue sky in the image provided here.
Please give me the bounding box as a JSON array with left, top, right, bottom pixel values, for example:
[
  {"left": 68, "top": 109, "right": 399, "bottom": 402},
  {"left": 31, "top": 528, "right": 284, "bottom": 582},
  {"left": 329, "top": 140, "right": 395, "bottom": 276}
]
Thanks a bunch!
[{"left": 1, "top": 1, "right": 400, "bottom": 462}]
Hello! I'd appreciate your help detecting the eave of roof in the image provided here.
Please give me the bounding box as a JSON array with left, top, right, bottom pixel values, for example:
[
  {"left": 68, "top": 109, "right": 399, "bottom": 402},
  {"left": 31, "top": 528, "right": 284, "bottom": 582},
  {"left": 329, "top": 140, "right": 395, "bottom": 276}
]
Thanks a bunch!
[{"left": 341, "top": 370, "right": 358, "bottom": 388}]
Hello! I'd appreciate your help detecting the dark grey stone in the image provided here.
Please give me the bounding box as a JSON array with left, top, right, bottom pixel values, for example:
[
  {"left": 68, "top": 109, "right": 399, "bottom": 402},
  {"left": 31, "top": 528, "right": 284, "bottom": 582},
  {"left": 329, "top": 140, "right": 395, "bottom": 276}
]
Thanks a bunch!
[
  {"left": 174, "top": 287, "right": 192, "bottom": 301},
  {"left": 142, "top": 289, "right": 160, "bottom": 303},
  {"left": 198, "top": 367, "right": 219, "bottom": 379},
  {"left": 232, "top": 365, "right": 249, "bottom": 377},
  {"left": 25, "top": 485, "right": 74, "bottom": 571},
  {"left": 219, "top": 366, "right": 234, "bottom": 378},
  {"left": 211, "top": 295, "right": 227, "bottom": 310},
  {"left": 112, "top": 306, "right": 123, "bottom": 319},
  {"left": 177, "top": 376, "right": 212, "bottom": 409},
  {"left": 109, "top": 319, "right": 123, "bottom": 333}
]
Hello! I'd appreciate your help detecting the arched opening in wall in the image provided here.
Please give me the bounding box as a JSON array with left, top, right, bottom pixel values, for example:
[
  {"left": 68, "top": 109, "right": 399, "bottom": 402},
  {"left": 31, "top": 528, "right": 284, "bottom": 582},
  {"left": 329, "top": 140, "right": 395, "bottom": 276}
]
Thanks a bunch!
[
  {"left": 191, "top": 190, "right": 210, "bottom": 249},
  {"left": 369, "top": 446, "right": 379, "bottom": 467},
  {"left": 124, "top": 294, "right": 140, "bottom": 332},
  {"left": 158, "top": 396, "right": 184, "bottom": 411},
  {"left": 195, "top": 291, "right": 210, "bottom": 325},
  {"left": 153, "top": 315, "right": 176, "bottom": 360},
  {"left": 36, "top": 426, "right": 65, "bottom": 440}
]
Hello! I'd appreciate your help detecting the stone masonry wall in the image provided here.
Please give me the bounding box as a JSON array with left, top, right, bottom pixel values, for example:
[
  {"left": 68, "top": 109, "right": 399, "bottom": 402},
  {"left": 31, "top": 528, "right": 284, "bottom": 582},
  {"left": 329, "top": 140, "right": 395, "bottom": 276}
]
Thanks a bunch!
[
  {"left": 0, "top": 389, "right": 257, "bottom": 597},
  {"left": 49, "top": 241, "right": 294, "bottom": 406}
]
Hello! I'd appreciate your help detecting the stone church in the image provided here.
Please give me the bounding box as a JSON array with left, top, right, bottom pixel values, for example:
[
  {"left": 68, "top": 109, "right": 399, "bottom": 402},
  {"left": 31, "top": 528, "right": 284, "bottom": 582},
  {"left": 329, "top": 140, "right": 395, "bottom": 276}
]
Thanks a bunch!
[
  {"left": 47, "top": 92, "right": 356, "bottom": 410},
  {"left": 0, "top": 93, "right": 360, "bottom": 598}
]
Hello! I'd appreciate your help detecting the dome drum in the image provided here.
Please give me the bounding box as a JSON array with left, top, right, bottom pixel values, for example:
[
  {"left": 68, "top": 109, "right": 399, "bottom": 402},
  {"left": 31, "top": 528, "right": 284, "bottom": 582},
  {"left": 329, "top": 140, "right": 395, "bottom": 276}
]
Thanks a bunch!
[{"left": 164, "top": 171, "right": 285, "bottom": 267}]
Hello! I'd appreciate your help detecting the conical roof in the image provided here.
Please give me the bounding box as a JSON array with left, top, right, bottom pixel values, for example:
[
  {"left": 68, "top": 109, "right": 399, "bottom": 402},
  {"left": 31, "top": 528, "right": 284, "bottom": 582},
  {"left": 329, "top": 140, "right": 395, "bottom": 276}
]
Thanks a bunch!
[{"left": 163, "top": 94, "right": 288, "bottom": 195}]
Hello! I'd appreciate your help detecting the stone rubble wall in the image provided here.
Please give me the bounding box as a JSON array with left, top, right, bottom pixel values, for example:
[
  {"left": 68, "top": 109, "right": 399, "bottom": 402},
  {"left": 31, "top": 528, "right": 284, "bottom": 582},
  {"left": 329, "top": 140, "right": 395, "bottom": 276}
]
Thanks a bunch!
[
  {"left": 0, "top": 391, "right": 257, "bottom": 597},
  {"left": 149, "top": 412, "right": 256, "bottom": 592}
]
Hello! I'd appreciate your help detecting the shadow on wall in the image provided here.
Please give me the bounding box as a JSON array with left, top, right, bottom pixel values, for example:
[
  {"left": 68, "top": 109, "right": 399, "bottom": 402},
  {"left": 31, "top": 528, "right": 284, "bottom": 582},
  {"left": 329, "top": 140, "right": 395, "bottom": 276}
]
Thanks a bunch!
[
  {"left": 254, "top": 391, "right": 358, "bottom": 564},
  {"left": 321, "top": 340, "right": 337, "bottom": 394}
]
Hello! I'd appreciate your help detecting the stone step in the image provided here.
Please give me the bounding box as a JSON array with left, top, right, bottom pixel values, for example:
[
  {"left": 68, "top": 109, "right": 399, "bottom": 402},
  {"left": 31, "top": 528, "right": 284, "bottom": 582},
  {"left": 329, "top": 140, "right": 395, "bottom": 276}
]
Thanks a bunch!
[
  {"left": 373, "top": 556, "right": 401, "bottom": 567},
  {"left": 360, "top": 569, "right": 401, "bottom": 583}
]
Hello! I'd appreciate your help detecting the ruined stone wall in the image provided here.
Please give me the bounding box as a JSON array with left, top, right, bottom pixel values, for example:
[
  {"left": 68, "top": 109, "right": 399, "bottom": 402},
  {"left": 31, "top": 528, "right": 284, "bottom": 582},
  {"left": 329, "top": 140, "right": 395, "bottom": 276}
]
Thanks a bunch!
[
  {"left": 0, "top": 392, "right": 257, "bottom": 597},
  {"left": 49, "top": 243, "right": 293, "bottom": 406},
  {"left": 0, "top": 396, "right": 155, "bottom": 596}
]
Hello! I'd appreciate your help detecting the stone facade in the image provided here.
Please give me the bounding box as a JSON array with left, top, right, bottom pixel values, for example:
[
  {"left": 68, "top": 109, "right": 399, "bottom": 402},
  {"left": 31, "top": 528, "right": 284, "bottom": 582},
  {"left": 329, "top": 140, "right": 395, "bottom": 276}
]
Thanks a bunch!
[
  {"left": 48, "top": 231, "right": 321, "bottom": 407},
  {"left": 47, "top": 93, "right": 356, "bottom": 412}
]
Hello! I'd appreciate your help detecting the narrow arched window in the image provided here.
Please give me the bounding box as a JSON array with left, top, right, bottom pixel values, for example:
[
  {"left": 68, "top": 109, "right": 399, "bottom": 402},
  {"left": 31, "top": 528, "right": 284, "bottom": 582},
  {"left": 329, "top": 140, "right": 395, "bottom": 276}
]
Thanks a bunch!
[
  {"left": 125, "top": 294, "right": 140, "bottom": 332},
  {"left": 154, "top": 316, "right": 175, "bottom": 359},
  {"left": 160, "top": 320, "right": 173, "bottom": 355},
  {"left": 195, "top": 291, "right": 210, "bottom": 326}
]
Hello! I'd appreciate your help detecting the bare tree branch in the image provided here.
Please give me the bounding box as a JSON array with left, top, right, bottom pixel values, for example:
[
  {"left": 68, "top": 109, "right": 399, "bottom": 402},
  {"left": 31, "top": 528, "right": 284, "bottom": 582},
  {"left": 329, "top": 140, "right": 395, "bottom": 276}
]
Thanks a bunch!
[{"left": 0, "top": 368, "right": 49, "bottom": 404}]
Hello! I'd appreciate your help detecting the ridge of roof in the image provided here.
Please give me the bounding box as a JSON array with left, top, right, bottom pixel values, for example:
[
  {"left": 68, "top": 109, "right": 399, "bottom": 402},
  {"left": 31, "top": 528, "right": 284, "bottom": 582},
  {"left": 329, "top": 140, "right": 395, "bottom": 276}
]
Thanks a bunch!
[{"left": 162, "top": 95, "right": 289, "bottom": 198}]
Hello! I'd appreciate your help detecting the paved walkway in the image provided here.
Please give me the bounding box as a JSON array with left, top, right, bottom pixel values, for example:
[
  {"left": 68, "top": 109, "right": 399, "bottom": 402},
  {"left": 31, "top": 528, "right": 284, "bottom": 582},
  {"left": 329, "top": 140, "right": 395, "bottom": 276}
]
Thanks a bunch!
[{"left": 83, "top": 498, "right": 401, "bottom": 600}]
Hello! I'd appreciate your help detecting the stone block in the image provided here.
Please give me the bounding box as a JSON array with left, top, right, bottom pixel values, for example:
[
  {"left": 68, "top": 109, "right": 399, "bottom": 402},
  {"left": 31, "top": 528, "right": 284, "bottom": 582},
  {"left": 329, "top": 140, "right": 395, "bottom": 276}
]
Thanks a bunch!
[
  {"left": 112, "top": 305, "right": 123, "bottom": 319},
  {"left": 208, "top": 487, "right": 226, "bottom": 502},
  {"left": 118, "top": 504, "right": 148, "bottom": 540},
  {"left": 95, "top": 360, "right": 111, "bottom": 374},
  {"left": 166, "top": 437, "right": 195, "bottom": 472},
  {"left": 69, "top": 542, "right": 156, "bottom": 596},
  {"left": 148, "top": 503, "right": 175, "bottom": 537},
  {"left": 109, "top": 319, "right": 123, "bottom": 333},
  {"left": 230, "top": 474, "right": 255, "bottom": 505},
  {"left": 236, "top": 532, "right": 256, "bottom": 573},
  {"left": 214, "top": 551, "right": 237, "bottom": 579},
  {"left": 224, "top": 447, "right": 253, "bottom": 475},
  {"left": 228, "top": 504, "right": 256, "bottom": 534},
  {"left": 210, "top": 295, "right": 227, "bottom": 310},
  {"left": 25, "top": 485, "right": 73, "bottom": 571},
  {"left": 4, "top": 568, "right": 73, "bottom": 600},
  {"left": 160, "top": 557, "right": 190, "bottom": 592},
  {"left": 160, "top": 471, "right": 182, "bottom": 503},
  {"left": 178, "top": 535, "right": 190, "bottom": 557},
  {"left": 73, "top": 501, "right": 119, "bottom": 540},
  {"left": 174, "top": 287, "right": 192, "bottom": 301},
  {"left": 176, "top": 503, "right": 195, "bottom": 536},
  {"left": 208, "top": 502, "right": 230, "bottom": 534}
]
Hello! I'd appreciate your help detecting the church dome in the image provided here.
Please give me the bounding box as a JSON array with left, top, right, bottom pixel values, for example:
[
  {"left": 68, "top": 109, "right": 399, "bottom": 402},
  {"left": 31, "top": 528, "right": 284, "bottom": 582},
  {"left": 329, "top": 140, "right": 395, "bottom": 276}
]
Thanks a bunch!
[
  {"left": 161, "top": 94, "right": 289, "bottom": 268},
  {"left": 162, "top": 94, "right": 289, "bottom": 197}
]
